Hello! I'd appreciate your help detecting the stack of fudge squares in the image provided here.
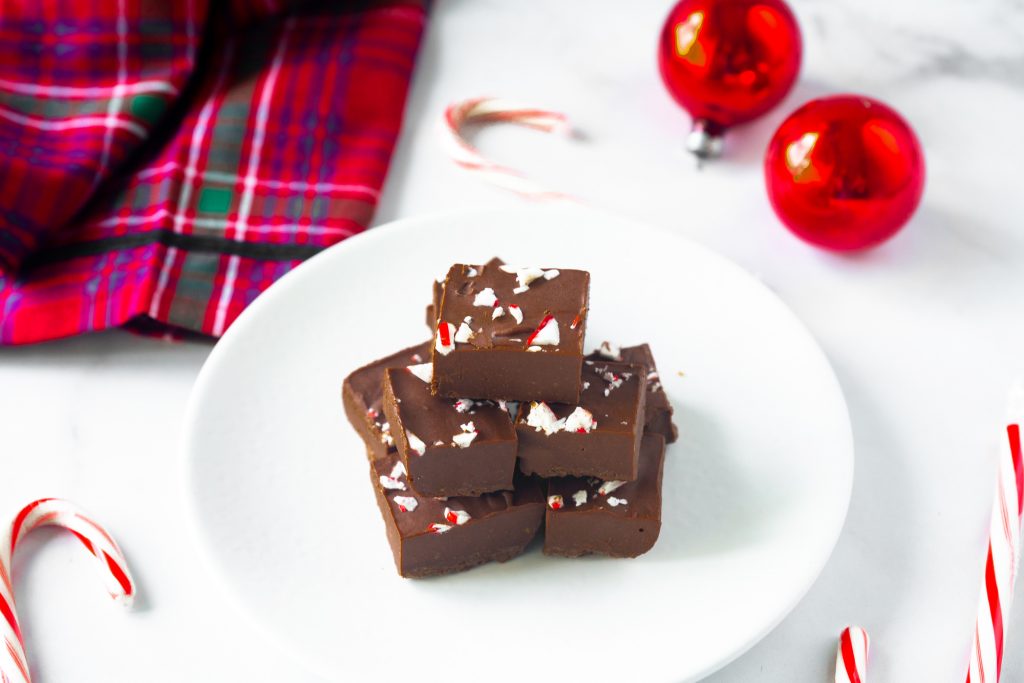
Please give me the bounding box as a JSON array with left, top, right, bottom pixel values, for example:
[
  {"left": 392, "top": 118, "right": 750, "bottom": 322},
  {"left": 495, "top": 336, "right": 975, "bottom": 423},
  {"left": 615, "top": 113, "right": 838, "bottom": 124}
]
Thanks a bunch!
[{"left": 342, "top": 258, "right": 678, "bottom": 578}]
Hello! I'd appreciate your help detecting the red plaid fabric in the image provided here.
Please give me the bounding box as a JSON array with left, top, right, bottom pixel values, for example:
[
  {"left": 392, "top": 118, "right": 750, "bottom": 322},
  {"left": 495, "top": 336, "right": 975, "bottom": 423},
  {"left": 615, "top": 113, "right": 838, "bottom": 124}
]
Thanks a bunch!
[{"left": 0, "top": 0, "right": 426, "bottom": 344}]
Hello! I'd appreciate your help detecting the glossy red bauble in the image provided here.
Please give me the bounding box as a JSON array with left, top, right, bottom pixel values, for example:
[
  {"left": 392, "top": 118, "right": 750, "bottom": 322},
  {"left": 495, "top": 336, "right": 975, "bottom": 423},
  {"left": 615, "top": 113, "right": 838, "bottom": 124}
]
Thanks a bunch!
[
  {"left": 764, "top": 95, "right": 925, "bottom": 251},
  {"left": 658, "top": 0, "right": 802, "bottom": 158}
]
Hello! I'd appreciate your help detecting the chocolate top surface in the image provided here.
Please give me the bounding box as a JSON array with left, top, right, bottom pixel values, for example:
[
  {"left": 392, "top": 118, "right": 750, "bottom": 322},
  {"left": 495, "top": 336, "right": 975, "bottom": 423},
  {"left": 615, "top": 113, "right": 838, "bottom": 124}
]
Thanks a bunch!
[
  {"left": 437, "top": 261, "right": 589, "bottom": 355},
  {"left": 386, "top": 367, "right": 515, "bottom": 447},
  {"left": 587, "top": 343, "right": 671, "bottom": 413},
  {"left": 548, "top": 432, "right": 665, "bottom": 517},
  {"left": 515, "top": 360, "right": 646, "bottom": 434},
  {"left": 344, "top": 342, "right": 432, "bottom": 445},
  {"left": 431, "top": 257, "right": 505, "bottom": 320},
  {"left": 372, "top": 451, "right": 543, "bottom": 537}
]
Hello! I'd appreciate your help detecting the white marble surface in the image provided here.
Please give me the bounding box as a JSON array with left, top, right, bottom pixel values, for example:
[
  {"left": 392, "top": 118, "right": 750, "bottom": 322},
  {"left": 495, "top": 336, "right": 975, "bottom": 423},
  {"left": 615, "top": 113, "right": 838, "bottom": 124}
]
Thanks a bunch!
[{"left": 2, "top": 1, "right": 1023, "bottom": 680}]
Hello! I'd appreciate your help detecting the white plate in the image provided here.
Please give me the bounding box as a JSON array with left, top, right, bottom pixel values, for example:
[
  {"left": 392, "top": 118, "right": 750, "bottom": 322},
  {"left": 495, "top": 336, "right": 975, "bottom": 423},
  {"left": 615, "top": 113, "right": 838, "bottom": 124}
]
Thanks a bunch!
[{"left": 182, "top": 205, "right": 853, "bottom": 683}]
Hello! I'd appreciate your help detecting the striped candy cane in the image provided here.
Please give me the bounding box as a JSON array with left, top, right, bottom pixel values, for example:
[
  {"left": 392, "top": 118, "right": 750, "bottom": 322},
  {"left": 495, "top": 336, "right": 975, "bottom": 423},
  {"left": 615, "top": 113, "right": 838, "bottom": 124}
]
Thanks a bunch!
[
  {"left": 966, "top": 385, "right": 1024, "bottom": 683},
  {"left": 441, "top": 97, "right": 575, "bottom": 201},
  {"left": 0, "top": 498, "right": 135, "bottom": 683},
  {"left": 835, "top": 626, "right": 870, "bottom": 682}
]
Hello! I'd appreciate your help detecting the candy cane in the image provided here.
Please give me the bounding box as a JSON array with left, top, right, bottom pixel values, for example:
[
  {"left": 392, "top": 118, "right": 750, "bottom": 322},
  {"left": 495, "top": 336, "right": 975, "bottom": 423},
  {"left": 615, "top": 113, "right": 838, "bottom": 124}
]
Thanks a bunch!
[
  {"left": 441, "top": 97, "right": 574, "bottom": 201},
  {"left": 966, "top": 385, "right": 1024, "bottom": 683},
  {"left": 0, "top": 498, "right": 134, "bottom": 683},
  {"left": 835, "top": 626, "right": 869, "bottom": 682}
]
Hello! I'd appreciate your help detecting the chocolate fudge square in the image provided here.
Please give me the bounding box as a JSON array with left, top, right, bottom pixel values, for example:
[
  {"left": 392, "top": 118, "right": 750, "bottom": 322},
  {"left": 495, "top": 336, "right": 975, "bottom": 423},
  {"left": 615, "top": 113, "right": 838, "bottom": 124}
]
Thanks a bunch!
[
  {"left": 383, "top": 364, "right": 518, "bottom": 497},
  {"left": 370, "top": 451, "right": 545, "bottom": 578},
  {"left": 544, "top": 432, "right": 665, "bottom": 558},
  {"left": 426, "top": 257, "right": 505, "bottom": 329},
  {"left": 515, "top": 360, "right": 647, "bottom": 480},
  {"left": 431, "top": 261, "right": 589, "bottom": 403},
  {"left": 587, "top": 342, "right": 678, "bottom": 443},
  {"left": 342, "top": 342, "right": 432, "bottom": 460}
]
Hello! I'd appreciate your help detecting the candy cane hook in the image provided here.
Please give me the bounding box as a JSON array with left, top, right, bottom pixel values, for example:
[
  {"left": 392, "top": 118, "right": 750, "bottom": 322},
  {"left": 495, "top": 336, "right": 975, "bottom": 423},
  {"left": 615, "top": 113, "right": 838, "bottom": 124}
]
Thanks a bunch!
[
  {"left": 0, "top": 498, "right": 135, "bottom": 683},
  {"left": 835, "top": 626, "right": 869, "bottom": 682},
  {"left": 441, "top": 97, "right": 575, "bottom": 201}
]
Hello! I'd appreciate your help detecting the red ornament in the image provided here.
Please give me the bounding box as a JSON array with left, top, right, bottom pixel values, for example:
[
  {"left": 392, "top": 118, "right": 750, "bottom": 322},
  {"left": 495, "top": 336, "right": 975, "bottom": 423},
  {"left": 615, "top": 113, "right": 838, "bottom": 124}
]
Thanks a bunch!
[
  {"left": 764, "top": 95, "right": 925, "bottom": 251},
  {"left": 658, "top": 0, "right": 802, "bottom": 159}
]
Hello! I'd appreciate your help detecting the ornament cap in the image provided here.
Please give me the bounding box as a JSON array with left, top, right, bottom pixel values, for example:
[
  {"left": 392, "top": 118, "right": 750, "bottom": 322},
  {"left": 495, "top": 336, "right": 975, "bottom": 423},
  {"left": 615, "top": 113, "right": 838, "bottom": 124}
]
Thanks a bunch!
[{"left": 685, "top": 119, "right": 724, "bottom": 160}]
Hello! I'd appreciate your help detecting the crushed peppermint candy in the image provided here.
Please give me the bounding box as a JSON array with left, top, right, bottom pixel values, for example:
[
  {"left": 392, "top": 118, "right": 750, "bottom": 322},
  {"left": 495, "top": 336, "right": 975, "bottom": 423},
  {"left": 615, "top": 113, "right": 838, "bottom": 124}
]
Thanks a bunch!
[
  {"left": 598, "top": 367, "right": 624, "bottom": 396},
  {"left": 525, "top": 314, "right": 559, "bottom": 347},
  {"left": 597, "top": 480, "right": 625, "bottom": 496},
  {"left": 452, "top": 421, "right": 478, "bottom": 448},
  {"left": 647, "top": 370, "right": 662, "bottom": 392},
  {"left": 380, "top": 422, "right": 394, "bottom": 446},
  {"left": 433, "top": 440, "right": 445, "bottom": 445},
  {"left": 393, "top": 495, "right": 418, "bottom": 512},
  {"left": 570, "top": 310, "right": 585, "bottom": 330},
  {"left": 527, "top": 346, "right": 542, "bottom": 352},
  {"left": 380, "top": 461, "right": 407, "bottom": 490},
  {"left": 596, "top": 341, "right": 622, "bottom": 360},
  {"left": 379, "top": 474, "right": 406, "bottom": 490},
  {"left": 492, "top": 306, "right": 505, "bottom": 320},
  {"left": 526, "top": 401, "right": 565, "bottom": 435},
  {"left": 411, "top": 353, "right": 423, "bottom": 363},
  {"left": 366, "top": 408, "right": 378, "bottom": 419},
  {"left": 453, "top": 398, "right": 474, "bottom": 413},
  {"left": 572, "top": 490, "right": 588, "bottom": 507},
  {"left": 407, "top": 362, "right": 432, "bottom": 383},
  {"left": 563, "top": 406, "right": 596, "bottom": 434},
  {"left": 606, "top": 496, "right": 628, "bottom": 507},
  {"left": 406, "top": 431, "right": 426, "bottom": 456},
  {"left": 427, "top": 523, "right": 451, "bottom": 534},
  {"left": 582, "top": 381, "right": 591, "bottom": 390},
  {"left": 444, "top": 507, "right": 471, "bottom": 525},
  {"left": 500, "top": 265, "right": 545, "bottom": 291},
  {"left": 454, "top": 321, "right": 474, "bottom": 343},
  {"left": 500, "top": 265, "right": 560, "bottom": 293},
  {"left": 547, "top": 495, "right": 564, "bottom": 510},
  {"left": 473, "top": 287, "right": 497, "bottom": 307},
  {"left": 435, "top": 322, "right": 456, "bottom": 355},
  {"left": 508, "top": 304, "right": 523, "bottom": 324},
  {"left": 466, "top": 266, "right": 478, "bottom": 277}
]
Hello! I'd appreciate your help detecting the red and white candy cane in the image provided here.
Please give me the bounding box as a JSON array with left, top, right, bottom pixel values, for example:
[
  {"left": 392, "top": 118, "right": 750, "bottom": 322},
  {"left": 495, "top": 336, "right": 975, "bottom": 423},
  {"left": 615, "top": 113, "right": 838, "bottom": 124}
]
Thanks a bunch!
[
  {"left": 966, "top": 386, "right": 1024, "bottom": 683},
  {"left": 0, "top": 498, "right": 134, "bottom": 683},
  {"left": 441, "top": 97, "right": 574, "bottom": 201},
  {"left": 835, "top": 626, "right": 869, "bottom": 683}
]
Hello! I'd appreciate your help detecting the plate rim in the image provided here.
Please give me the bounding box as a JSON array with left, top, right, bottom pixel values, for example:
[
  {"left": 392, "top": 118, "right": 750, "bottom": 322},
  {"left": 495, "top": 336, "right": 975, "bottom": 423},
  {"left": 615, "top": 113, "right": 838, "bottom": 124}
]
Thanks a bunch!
[{"left": 180, "top": 204, "right": 854, "bottom": 682}]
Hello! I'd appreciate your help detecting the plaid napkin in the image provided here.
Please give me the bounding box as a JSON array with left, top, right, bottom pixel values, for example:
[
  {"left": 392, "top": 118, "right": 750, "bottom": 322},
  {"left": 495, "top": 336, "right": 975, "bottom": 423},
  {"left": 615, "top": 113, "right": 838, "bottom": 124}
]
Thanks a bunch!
[{"left": 0, "top": 0, "right": 426, "bottom": 344}]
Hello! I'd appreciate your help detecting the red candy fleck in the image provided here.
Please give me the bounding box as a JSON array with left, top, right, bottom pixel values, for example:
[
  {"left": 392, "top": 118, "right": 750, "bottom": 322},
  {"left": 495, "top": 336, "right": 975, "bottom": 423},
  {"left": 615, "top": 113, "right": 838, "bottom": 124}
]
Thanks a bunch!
[
  {"left": 526, "top": 314, "right": 554, "bottom": 346},
  {"left": 439, "top": 322, "right": 451, "bottom": 347},
  {"left": 570, "top": 310, "right": 584, "bottom": 330}
]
